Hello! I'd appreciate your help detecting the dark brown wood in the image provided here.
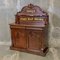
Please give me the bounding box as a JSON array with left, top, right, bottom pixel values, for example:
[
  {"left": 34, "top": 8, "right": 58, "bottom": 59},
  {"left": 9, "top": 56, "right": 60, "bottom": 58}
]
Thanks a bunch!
[{"left": 10, "top": 4, "right": 49, "bottom": 56}]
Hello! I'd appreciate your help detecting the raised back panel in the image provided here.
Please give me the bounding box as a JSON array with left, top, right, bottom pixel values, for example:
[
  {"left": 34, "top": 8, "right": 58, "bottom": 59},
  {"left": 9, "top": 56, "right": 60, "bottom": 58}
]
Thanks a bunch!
[{"left": 15, "top": 4, "right": 49, "bottom": 26}]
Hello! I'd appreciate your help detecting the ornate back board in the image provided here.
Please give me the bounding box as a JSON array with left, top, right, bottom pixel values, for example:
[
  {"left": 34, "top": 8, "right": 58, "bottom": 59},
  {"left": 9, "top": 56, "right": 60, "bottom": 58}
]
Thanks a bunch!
[{"left": 15, "top": 4, "right": 49, "bottom": 26}]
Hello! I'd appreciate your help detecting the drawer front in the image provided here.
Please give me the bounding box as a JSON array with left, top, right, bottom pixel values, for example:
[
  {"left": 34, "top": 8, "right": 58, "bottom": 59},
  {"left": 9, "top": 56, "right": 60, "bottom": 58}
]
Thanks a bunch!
[{"left": 11, "top": 28, "right": 27, "bottom": 49}]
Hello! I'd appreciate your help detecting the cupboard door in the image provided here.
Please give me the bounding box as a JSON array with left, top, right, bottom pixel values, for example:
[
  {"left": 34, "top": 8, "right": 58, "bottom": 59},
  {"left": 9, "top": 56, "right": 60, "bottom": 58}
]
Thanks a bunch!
[
  {"left": 11, "top": 28, "right": 27, "bottom": 49},
  {"left": 27, "top": 30, "right": 42, "bottom": 51}
]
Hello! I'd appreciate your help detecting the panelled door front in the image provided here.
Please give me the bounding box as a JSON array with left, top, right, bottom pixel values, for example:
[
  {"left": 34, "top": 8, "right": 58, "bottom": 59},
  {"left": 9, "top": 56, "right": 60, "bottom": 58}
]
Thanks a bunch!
[
  {"left": 27, "top": 29, "right": 42, "bottom": 52},
  {"left": 11, "top": 28, "right": 27, "bottom": 49}
]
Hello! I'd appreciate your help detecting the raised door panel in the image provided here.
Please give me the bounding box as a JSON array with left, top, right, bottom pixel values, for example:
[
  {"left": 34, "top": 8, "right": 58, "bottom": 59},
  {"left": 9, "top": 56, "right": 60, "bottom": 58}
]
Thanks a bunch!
[
  {"left": 27, "top": 30, "right": 42, "bottom": 52},
  {"left": 11, "top": 28, "right": 27, "bottom": 49}
]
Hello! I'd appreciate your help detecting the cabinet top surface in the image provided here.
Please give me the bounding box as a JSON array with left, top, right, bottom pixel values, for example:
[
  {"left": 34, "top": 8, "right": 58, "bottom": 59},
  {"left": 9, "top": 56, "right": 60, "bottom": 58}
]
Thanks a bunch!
[{"left": 10, "top": 23, "right": 47, "bottom": 28}]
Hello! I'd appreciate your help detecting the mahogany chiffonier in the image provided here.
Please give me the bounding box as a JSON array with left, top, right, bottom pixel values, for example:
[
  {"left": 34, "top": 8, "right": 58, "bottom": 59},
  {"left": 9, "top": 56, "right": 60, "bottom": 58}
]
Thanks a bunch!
[{"left": 10, "top": 4, "right": 49, "bottom": 56}]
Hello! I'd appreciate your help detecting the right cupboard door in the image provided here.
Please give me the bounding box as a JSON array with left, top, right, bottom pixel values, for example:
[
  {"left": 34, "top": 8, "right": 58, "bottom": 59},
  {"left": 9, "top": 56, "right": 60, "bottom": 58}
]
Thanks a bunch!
[{"left": 27, "top": 29, "right": 43, "bottom": 52}]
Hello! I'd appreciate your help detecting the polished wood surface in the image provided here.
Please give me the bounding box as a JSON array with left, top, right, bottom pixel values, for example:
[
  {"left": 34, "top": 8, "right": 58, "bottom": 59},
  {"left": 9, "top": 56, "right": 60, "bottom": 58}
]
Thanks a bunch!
[{"left": 10, "top": 4, "right": 49, "bottom": 56}]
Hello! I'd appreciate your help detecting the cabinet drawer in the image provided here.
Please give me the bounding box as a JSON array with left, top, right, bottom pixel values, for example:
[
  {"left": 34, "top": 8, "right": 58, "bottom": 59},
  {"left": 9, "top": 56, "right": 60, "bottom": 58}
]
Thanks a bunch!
[{"left": 26, "top": 27, "right": 43, "bottom": 30}]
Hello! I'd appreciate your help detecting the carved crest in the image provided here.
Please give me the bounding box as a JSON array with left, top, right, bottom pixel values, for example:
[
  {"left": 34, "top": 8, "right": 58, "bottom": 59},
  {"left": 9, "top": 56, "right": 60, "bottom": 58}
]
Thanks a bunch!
[{"left": 16, "top": 4, "right": 48, "bottom": 17}]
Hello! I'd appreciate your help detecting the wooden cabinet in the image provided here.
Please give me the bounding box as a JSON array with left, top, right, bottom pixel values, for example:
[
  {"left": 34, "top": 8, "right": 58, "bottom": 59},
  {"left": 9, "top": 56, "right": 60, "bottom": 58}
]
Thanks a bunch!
[
  {"left": 10, "top": 4, "right": 49, "bottom": 56},
  {"left": 10, "top": 24, "right": 48, "bottom": 56}
]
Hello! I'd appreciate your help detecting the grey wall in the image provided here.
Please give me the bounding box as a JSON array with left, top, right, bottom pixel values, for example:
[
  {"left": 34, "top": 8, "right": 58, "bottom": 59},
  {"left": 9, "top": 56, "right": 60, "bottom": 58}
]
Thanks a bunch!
[
  {"left": 0, "top": 0, "right": 17, "bottom": 43},
  {"left": 0, "top": 0, "right": 60, "bottom": 47}
]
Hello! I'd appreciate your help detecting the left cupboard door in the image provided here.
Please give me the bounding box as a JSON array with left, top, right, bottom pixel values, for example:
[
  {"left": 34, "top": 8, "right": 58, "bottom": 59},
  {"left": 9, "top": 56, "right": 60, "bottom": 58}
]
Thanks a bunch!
[{"left": 11, "top": 28, "right": 27, "bottom": 49}]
